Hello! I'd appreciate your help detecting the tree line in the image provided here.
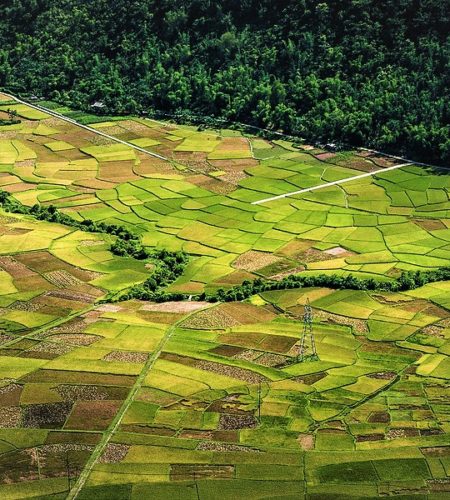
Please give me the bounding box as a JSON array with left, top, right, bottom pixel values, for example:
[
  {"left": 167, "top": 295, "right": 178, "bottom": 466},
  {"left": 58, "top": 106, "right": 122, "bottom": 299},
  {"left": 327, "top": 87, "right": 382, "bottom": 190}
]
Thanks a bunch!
[{"left": 0, "top": 0, "right": 449, "bottom": 164}]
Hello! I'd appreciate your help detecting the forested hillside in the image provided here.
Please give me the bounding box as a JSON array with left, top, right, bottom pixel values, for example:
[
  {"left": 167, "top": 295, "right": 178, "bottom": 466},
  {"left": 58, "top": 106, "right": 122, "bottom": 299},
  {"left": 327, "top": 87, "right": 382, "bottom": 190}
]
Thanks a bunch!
[{"left": 1, "top": 0, "right": 449, "bottom": 162}]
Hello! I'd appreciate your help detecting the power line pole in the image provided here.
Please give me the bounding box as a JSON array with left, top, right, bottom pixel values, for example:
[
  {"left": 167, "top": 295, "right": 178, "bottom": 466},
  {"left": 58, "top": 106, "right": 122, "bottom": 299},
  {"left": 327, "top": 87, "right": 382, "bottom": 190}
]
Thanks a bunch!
[{"left": 298, "top": 298, "right": 318, "bottom": 362}]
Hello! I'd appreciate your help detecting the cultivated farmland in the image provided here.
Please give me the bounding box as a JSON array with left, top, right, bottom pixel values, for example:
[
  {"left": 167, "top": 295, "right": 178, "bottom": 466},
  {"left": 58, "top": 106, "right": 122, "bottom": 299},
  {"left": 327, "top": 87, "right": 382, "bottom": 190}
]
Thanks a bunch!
[{"left": 0, "top": 94, "right": 449, "bottom": 499}]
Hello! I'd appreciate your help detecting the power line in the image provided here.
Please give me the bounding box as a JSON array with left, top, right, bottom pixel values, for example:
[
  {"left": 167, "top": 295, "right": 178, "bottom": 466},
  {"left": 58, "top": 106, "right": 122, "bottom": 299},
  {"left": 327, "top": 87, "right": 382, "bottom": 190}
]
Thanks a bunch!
[{"left": 298, "top": 298, "right": 318, "bottom": 362}]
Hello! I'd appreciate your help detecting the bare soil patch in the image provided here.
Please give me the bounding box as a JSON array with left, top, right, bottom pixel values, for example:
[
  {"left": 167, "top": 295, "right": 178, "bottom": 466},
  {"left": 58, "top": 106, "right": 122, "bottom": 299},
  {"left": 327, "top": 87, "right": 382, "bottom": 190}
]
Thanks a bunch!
[
  {"left": 219, "top": 331, "right": 265, "bottom": 349},
  {"left": 367, "top": 411, "right": 390, "bottom": 423},
  {"left": 259, "top": 334, "right": 298, "bottom": 354},
  {"left": 298, "top": 433, "right": 315, "bottom": 450}
]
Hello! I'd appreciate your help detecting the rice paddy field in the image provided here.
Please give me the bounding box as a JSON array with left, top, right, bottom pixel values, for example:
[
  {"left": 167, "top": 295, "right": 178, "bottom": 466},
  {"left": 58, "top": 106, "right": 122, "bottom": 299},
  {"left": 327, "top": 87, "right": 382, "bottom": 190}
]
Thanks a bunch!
[{"left": 0, "top": 93, "right": 449, "bottom": 498}]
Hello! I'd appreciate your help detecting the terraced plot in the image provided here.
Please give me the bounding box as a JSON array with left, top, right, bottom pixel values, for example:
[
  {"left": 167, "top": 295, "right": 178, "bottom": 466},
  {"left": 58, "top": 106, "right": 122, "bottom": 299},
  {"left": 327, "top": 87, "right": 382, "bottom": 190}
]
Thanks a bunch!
[{"left": 0, "top": 95, "right": 449, "bottom": 498}]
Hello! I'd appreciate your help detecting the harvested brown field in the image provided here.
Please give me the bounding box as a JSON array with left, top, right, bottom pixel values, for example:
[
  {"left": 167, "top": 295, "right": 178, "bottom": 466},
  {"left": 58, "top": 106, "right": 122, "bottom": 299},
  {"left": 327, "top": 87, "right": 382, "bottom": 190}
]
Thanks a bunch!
[
  {"left": 55, "top": 384, "right": 109, "bottom": 401},
  {"left": 22, "top": 402, "right": 73, "bottom": 429},
  {"left": 255, "top": 352, "right": 290, "bottom": 367},
  {"left": 45, "top": 430, "right": 102, "bottom": 445},
  {"left": 0, "top": 256, "right": 36, "bottom": 278},
  {"left": 213, "top": 270, "right": 256, "bottom": 285},
  {"left": 21, "top": 341, "right": 74, "bottom": 359},
  {"left": 218, "top": 414, "right": 258, "bottom": 430},
  {"left": 269, "top": 265, "right": 306, "bottom": 281},
  {"left": 219, "top": 302, "right": 277, "bottom": 324},
  {"left": 46, "top": 289, "right": 99, "bottom": 302},
  {"left": 98, "top": 443, "right": 130, "bottom": 463},
  {"left": 233, "top": 349, "right": 261, "bottom": 362},
  {"left": 219, "top": 331, "right": 265, "bottom": 349},
  {"left": 141, "top": 301, "right": 209, "bottom": 313},
  {"left": 233, "top": 250, "right": 281, "bottom": 272},
  {"left": 259, "top": 334, "right": 298, "bottom": 354},
  {"left": 22, "top": 369, "right": 136, "bottom": 386},
  {"left": 219, "top": 170, "right": 248, "bottom": 185},
  {"left": 15, "top": 251, "right": 71, "bottom": 273},
  {"left": 64, "top": 400, "right": 122, "bottom": 430},
  {"left": 414, "top": 219, "right": 446, "bottom": 231},
  {"left": 312, "top": 308, "right": 368, "bottom": 333},
  {"left": 196, "top": 359, "right": 268, "bottom": 383},
  {"left": 46, "top": 334, "right": 100, "bottom": 346},
  {"left": 180, "top": 306, "right": 240, "bottom": 329},
  {"left": 209, "top": 345, "right": 246, "bottom": 357},
  {"left": 103, "top": 351, "right": 148, "bottom": 363},
  {"left": 0, "top": 383, "right": 22, "bottom": 406},
  {"left": 0, "top": 406, "right": 22, "bottom": 428},
  {"left": 315, "top": 152, "right": 336, "bottom": 160},
  {"left": 196, "top": 441, "right": 260, "bottom": 453}
]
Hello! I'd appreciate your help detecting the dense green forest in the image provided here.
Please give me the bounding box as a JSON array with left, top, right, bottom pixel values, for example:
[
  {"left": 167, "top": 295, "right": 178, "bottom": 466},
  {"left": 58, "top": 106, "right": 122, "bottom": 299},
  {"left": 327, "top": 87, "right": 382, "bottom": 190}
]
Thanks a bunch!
[{"left": 0, "top": 0, "right": 449, "bottom": 162}]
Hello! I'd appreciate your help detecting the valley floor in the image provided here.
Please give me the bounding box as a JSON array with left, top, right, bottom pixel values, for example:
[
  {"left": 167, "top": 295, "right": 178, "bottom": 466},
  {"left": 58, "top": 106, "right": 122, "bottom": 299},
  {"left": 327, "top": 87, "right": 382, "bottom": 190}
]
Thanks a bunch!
[{"left": 0, "top": 93, "right": 449, "bottom": 499}]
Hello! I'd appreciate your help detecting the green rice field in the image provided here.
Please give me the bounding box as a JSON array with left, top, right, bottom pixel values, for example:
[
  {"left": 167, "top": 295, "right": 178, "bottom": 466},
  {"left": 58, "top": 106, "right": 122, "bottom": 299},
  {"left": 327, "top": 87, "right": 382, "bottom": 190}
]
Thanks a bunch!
[{"left": 0, "top": 94, "right": 449, "bottom": 499}]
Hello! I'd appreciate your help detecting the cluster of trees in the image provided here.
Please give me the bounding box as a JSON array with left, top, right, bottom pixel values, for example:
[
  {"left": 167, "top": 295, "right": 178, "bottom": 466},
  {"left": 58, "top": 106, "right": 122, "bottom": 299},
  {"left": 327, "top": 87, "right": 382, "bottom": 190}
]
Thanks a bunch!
[
  {"left": 0, "top": 1, "right": 448, "bottom": 163},
  {"left": 119, "top": 250, "right": 189, "bottom": 301},
  {"left": 203, "top": 269, "right": 450, "bottom": 302}
]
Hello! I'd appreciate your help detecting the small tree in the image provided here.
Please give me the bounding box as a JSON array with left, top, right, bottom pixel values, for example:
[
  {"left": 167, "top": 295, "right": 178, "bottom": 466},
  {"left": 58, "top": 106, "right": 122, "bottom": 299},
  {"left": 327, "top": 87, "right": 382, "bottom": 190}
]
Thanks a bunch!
[{"left": 7, "top": 108, "right": 18, "bottom": 122}]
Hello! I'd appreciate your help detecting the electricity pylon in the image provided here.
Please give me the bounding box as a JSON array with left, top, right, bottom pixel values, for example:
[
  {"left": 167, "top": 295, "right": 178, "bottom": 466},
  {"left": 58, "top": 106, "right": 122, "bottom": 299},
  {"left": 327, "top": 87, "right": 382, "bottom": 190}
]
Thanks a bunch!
[{"left": 298, "top": 298, "right": 318, "bottom": 362}]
